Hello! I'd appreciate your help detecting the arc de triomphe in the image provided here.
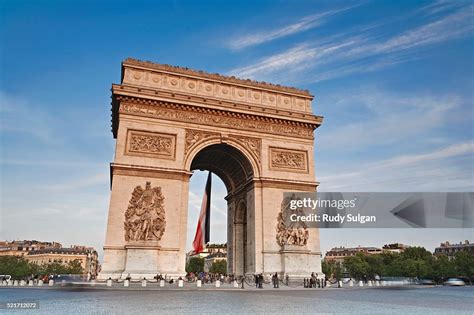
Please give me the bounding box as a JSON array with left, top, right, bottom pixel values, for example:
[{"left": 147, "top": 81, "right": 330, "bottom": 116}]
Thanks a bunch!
[{"left": 98, "top": 58, "right": 323, "bottom": 280}]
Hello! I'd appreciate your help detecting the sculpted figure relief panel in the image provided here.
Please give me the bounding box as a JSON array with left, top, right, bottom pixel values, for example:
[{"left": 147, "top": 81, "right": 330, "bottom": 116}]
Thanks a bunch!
[
  {"left": 270, "top": 147, "right": 308, "bottom": 172},
  {"left": 126, "top": 130, "right": 176, "bottom": 159},
  {"left": 124, "top": 181, "right": 166, "bottom": 242},
  {"left": 276, "top": 196, "right": 309, "bottom": 247}
]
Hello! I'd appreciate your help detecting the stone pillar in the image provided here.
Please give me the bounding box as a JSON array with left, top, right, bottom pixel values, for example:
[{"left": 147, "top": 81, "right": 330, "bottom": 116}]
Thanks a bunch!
[
  {"left": 124, "top": 279, "right": 129, "bottom": 287},
  {"left": 160, "top": 279, "right": 165, "bottom": 287},
  {"left": 215, "top": 280, "right": 221, "bottom": 288},
  {"left": 142, "top": 279, "right": 147, "bottom": 287},
  {"left": 178, "top": 279, "right": 184, "bottom": 287},
  {"left": 48, "top": 280, "right": 54, "bottom": 286},
  {"left": 197, "top": 280, "right": 202, "bottom": 287}
]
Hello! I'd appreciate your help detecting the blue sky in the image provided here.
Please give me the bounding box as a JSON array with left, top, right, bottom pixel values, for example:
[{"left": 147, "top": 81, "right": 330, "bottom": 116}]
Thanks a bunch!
[{"left": 1, "top": 0, "right": 473, "bottom": 257}]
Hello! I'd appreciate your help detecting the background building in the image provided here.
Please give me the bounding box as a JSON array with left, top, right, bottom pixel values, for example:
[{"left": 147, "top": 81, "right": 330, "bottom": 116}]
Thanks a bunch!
[
  {"left": 434, "top": 240, "right": 473, "bottom": 258},
  {"left": 186, "top": 243, "right": 227, "bottom": 263},
  {"left": 382, "top": 243, "right": 408, "bottom": 254},
  {"left": 0, "top": 240, "right": 100, "bottom": 277},
  {"left": 204, "top": 251, "right": 227, "bottom": 272},
  {"left": 324, "top": 246, "right": 383, "bottom": 263},
  {"left": 0, "top": 240, "right": 61, "bottom": 257}
]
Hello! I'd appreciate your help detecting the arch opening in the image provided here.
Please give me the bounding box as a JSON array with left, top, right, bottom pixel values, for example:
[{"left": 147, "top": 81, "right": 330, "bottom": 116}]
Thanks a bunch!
[
  {"left": 190, "top": 144, "right": 254, "bottom": 194},
  {"left": 187, "top": 143, "right": 254, "bottom": 276}
]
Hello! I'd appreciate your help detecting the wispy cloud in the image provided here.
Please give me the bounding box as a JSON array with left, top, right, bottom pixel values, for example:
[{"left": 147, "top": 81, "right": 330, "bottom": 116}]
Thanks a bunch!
[
  {"left": 319, "top": 141, "right": 474, "bottom": 191},
  {"left": 227, "top": 5, "right": 358, "bottom": 50},
  {"left": 0, "top": 91, "right": 55, "bottom": 143},
  {"left": 228, "top": 4, "right": 474, "bottom": 83},
  {"left": 317, "top": 88, "right": 462, "bottom": 151}
]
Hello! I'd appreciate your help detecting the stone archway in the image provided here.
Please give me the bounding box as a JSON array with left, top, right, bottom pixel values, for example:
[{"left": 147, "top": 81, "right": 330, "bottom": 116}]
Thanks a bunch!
[
  {"left": 188, "top": 143, "right": 254, "bottom": 276},
  {"left": 98, "top": 58, "right": 323, "bottom": 280}
]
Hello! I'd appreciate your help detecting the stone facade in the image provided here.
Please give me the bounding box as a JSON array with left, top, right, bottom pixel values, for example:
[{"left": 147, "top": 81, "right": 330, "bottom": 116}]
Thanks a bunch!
[
  {"left": 26, "top": 246, "right": 99, "bottom": 277},
  {"left": 99, "top": 58, "right": 323, "bottom": 280}
]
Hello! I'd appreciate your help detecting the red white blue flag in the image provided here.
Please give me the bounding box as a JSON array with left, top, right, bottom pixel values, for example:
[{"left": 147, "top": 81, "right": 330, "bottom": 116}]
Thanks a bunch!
[{"left": 192, "top": 172, "right": 211, "bottom": 254}]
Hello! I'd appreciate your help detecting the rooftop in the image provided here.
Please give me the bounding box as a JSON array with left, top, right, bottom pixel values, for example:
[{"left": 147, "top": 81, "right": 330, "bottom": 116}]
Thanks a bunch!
[{"left": 123, "top": 58, "right": 312, "bottom": 97}]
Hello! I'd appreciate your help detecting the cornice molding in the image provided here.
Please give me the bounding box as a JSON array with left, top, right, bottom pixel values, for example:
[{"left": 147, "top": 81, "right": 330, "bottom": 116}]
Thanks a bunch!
[{"left": 112, "top": 95, "right": 320, "bottom": 140}]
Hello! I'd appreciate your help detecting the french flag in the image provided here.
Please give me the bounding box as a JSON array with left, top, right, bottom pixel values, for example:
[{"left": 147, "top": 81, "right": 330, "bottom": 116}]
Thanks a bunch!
[{"left": 192, "top": 172, "right": 212, "bottom": 254}]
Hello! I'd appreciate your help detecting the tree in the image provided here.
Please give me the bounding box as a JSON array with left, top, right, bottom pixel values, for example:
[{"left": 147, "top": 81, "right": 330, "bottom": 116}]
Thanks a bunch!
[
  {"left": 344, "top": 253, "right": 369, "bottom": 280},
  {"left": 322, "top": 260, "right": 343, "bottom": 280},
  {"left": 453, "top": 251, "right": 474, "bottom": 280},
  {"left": 432, "top": 254, "right": 455, "bottom": 282},
  {"left": 66, "top": 260, "right": 84, "bottom": 274},
  {"left": 0, "top": 256, "right": 31, "bottom": 279},
  {"left": 186, "top": 257, "right": 204, "bottom": 273},
  {"left": 209, "top": 260, "right": 227, "bottom": 274},
  {"left": 365, "top": 254, "right": 384, "bottom": 280}
]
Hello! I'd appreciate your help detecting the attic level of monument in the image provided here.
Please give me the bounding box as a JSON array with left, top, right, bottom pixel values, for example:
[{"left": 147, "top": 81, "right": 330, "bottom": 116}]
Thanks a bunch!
[
  {"left": 123, "top": 58, "right": 313, "bottom": 97},
  {"left": 111, "top": 60, "right": 323, "bottom": 139}
]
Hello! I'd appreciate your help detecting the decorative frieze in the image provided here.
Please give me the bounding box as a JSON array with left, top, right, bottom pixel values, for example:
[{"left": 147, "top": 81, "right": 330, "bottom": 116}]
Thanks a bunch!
[
  {"left": 125, "top": 130, "right": 176, "bottom": 159},
  {"left": 119, "top": 101, "right": 315, "bottom": 139},
  {"left": 228, "top": 134, "right": 261, "bottom": 163},
  {"left": 185, "top": 129, "right": 219, "bottom": 155},
  {"left": 270, "top": 147, "right": 308, "bottom": 172}
]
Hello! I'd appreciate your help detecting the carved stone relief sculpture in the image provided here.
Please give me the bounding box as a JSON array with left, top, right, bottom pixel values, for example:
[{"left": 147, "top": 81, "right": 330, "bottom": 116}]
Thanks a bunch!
[{"left": 124, "top": 181, "right": 166, "bottom": 242}]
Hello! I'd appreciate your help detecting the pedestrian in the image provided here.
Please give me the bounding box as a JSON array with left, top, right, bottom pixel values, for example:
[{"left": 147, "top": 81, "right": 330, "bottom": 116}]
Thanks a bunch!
[
  {"left": 255, "top": 274, "right": 259, "bottom": 288},
  {"left": 258, "top": 274, "right": 263, "bottom": 288},
  {"left": 272, "top": 273, "right": 279, "bottom": 288}
]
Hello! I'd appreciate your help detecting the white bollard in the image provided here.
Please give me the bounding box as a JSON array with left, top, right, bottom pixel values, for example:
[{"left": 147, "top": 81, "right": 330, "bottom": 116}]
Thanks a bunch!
[
  {"left": 0, "top": 280, "right": 4, "bottom": 287},
  {"left": 28, "top": 280, "right": 33, "bottom": 286},
  {"left": 382, "top": 281, "right": 386, "bottom": 286},
  {"left": 38, "top": 280, "right": 43, "bottom": 286},
  {"left": 160, "top": 279, "right": 165, "bottom": 287},
  {"left": 376, "top": 280, "right": 380, "bottom": 287},
  {"left": 359, "top": 281, "right": 363, "bottom": 287},
  {"left": 14, "top": 280, "right": 19, "bottom": 286},
  {"left": 234, "top": 280, "right": 239, "bottom": 288},
  {"left": 327, "top": 282, "right": 331, "bottom": 287},
  {"left": 8, "top": 280, "right": 13, "bottom": 286},
  {"left": 215, "top": 280, "right": 221, "bottom": 288},
  {"left": 142, "top": 279, "right": 147, "bottom": 287},
  {"left": 178, "top": 279, "right": 184, "bottom": 287},
  {"left": 61, "top": 280, "right": 66, "bottom": 286},
  {"left": 124, "top": 279, "right": 129, "bottom": 287},
  {"left": 48, "top": 280, "right": 54, "bottom": 286},
  {"left": 90, "top": 280, "right": 96, "bottom": 287},
  {"left": 338, "top": 280, "right": 342, "bottom": 287},
  {"left": 368, "top": 280, "right": 373, "bottom": 286},
  {"left": 107, "top": 279, "right": 112, "bottom": 287},
  {"left": 197, "top": 280, "right": 202, "bottom": 287},
  {"left": 349, "top": 280, "right": 354, "bottom": 287},
  {"left": 20, "top": 280, "right": 26, "bottom": 286}
]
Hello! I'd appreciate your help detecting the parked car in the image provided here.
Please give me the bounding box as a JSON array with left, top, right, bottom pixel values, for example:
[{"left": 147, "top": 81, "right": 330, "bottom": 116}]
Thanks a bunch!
[
  {"left": 443, "top": 278, "right": 465, "bottom": 286},
  {"left": 418, "top": 279, "right": 435, "bottom": 285}
]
